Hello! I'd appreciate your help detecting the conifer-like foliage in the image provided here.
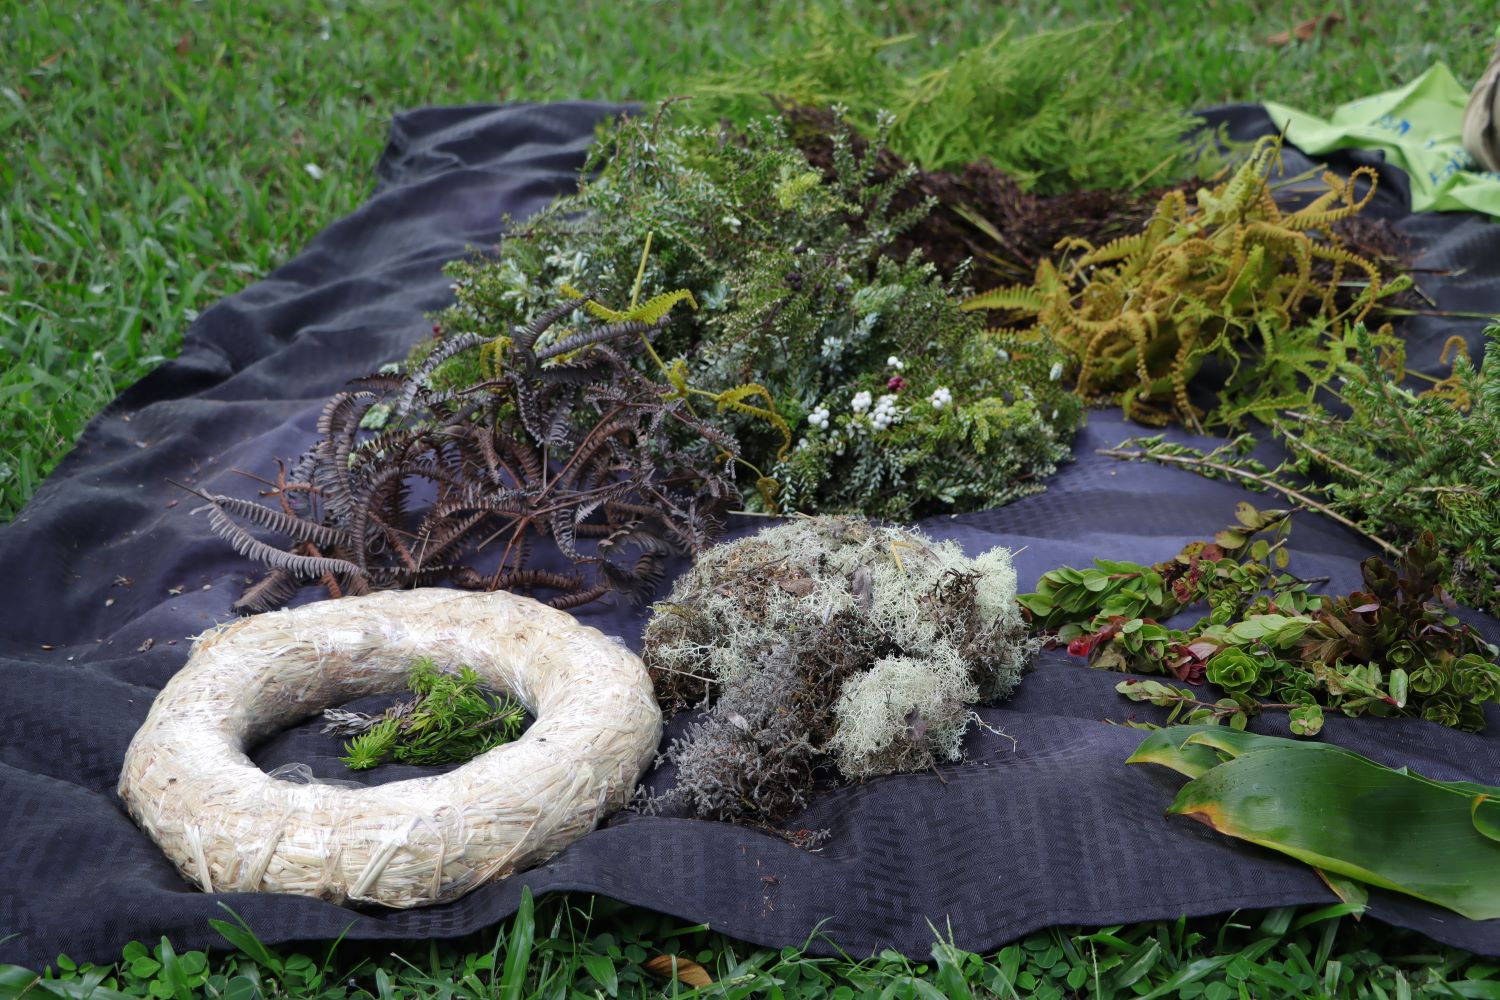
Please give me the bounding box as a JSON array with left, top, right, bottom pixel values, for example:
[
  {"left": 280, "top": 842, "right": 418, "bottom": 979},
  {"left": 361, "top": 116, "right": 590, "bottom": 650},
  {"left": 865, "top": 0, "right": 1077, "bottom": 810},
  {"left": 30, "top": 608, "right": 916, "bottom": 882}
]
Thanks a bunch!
[
  {"left": 676, "top": 11, "right": 1198, "bottom": 193},
  {"left": 1106, "top": 325, "right": 1500, "bottom": 615},
  {"left": 965, "top": 137, "right": 1406, "bottom": 430},
  {"left": 326, "top": 658, "right": 526, "bottom": 771},
  {"left": 435, "top": 108, "right": 1081, "bottom": 522}
]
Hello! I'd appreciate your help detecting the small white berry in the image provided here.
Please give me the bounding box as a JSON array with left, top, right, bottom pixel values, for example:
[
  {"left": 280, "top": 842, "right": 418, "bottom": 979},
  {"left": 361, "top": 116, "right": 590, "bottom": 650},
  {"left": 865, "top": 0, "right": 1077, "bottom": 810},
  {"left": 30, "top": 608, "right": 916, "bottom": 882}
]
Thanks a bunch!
[
  {"left": 929, "top": 386, "right": 953, "bottom": 409},
  {"left": 1049, "top": 362, "right": 1064, "bottom": 382},
  {"left": 887, "top": 355, "right": 904, "bottom": 370},
  {"left": 851, "top": 391, "right": 873, "bottom": 414}
]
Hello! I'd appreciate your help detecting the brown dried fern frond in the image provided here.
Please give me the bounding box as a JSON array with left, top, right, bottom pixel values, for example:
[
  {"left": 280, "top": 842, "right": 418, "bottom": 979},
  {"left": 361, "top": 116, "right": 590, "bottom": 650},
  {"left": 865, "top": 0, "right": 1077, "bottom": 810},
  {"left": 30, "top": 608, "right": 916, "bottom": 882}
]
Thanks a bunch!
[{"left": 199, "top": 295, "right": 743, "bottom": 614}]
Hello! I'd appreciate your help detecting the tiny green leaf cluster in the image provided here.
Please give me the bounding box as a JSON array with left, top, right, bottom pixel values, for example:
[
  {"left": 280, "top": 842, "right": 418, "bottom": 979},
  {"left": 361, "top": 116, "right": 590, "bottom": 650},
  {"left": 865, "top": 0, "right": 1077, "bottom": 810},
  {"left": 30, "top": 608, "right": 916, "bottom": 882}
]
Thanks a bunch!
[
  {"left": 1020, "top": 504, "right": 1299, "bottom": 638},
  {"left": 339, "top": 658, "right": 525, "bottom": 771}
]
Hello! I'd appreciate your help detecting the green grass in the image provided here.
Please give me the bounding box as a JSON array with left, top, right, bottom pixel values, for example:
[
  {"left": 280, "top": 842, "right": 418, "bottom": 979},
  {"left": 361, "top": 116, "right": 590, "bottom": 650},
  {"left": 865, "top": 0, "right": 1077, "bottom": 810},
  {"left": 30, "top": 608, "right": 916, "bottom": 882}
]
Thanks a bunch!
[
  {"left": 5, "top": 891, "right": 1500, "bottom": 999},
  {"left": 4, "top": 0, "right": 1500, "bottom": 991},
  {"left": 2, "top": 0, "right": 1496, "bottom": 518}
]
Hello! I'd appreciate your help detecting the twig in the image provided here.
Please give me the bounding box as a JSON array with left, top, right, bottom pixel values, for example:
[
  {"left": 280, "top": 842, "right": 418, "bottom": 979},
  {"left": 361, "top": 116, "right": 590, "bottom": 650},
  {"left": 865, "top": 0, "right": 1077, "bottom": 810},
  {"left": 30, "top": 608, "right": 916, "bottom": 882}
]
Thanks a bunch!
[{"left": 1098, "top": 446, "right": 1401, "bottom": 557}]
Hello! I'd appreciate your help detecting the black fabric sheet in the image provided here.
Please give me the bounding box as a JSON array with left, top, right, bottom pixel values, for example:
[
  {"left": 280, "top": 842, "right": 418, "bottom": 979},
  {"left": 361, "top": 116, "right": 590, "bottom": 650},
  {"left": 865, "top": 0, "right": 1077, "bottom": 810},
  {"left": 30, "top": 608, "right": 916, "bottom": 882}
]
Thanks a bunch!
[{"left": 2, "top": 102, "right": 1498, "bottom": 970}]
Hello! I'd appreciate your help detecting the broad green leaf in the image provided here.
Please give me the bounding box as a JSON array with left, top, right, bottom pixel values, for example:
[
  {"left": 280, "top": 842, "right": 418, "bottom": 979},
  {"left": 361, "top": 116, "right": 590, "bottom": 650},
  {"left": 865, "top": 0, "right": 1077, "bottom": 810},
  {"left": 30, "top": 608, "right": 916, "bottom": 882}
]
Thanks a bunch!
[
  {"left": 1473, "top": 794, "right": 1500, "bottom": 843},
  {"left": 1126, "top": 725, "right": 1228, "bottom": 778},
  {"left": 1166, "top": 744, "right": 1500, "bottom": 919}
]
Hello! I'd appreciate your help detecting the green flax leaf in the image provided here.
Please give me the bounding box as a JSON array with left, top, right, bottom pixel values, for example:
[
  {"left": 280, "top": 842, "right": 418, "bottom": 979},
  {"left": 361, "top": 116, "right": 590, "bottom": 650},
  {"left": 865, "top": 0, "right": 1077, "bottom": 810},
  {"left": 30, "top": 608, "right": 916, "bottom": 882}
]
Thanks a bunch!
[{"left": 1159, "top": 740, "right": 1500, "bottom": 920}]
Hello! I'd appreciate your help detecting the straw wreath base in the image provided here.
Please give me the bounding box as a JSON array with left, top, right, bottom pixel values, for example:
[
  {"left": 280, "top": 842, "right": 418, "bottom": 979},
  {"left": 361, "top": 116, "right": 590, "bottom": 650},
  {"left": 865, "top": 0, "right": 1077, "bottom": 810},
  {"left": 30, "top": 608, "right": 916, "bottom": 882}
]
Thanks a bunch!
[{"left": 118, "top": 587, "right": 662, "bottom": 908}]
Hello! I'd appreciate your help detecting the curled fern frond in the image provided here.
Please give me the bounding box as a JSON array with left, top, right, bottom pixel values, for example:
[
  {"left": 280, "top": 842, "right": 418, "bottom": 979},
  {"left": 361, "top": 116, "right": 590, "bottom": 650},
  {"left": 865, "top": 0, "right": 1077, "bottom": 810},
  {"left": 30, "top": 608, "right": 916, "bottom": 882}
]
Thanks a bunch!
[{"left": 713, "top": 383, "right": 793, "bottom": 460}]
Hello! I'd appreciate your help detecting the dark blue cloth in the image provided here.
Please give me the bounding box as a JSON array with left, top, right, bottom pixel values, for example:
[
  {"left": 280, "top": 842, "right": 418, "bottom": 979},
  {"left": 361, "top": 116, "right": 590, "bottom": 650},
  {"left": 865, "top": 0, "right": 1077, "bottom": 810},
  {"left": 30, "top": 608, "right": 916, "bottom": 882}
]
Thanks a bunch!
[{"left": 1, "top": 102, "right": 1496, "bottom": 970}]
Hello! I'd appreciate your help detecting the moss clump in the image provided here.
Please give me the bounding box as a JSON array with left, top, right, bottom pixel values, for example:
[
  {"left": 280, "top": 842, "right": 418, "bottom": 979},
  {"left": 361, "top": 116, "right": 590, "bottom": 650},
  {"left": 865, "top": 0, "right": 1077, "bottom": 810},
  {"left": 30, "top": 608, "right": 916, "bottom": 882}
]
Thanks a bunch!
[{"left": 642, "top": 516, "right": 1034, "bottom": 826}]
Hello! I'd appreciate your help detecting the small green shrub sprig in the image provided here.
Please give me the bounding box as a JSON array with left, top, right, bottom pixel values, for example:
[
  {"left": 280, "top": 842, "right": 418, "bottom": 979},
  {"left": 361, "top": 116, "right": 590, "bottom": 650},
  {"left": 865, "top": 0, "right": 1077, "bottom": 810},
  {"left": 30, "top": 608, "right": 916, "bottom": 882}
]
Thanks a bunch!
[
  {"left": 325, "top": 658, "right": 526, "bottom": 770},
  {"left": 1102, "top": 325, "right": 1500, "bottom": 615}
]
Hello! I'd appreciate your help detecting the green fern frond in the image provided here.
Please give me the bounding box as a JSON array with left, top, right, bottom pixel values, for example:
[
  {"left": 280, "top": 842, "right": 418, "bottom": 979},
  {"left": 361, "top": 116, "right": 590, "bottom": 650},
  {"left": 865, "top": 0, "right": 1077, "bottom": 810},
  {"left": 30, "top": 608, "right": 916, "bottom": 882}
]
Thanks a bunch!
[
  {"left": 713, "top": 383, "right": 793, "bottom": 460},
  {"left": 582, "top": 288, "right": 698, "bottom": 325},
  {"left": 961, "top": 284, "right": 1045, "bottom": 314}
]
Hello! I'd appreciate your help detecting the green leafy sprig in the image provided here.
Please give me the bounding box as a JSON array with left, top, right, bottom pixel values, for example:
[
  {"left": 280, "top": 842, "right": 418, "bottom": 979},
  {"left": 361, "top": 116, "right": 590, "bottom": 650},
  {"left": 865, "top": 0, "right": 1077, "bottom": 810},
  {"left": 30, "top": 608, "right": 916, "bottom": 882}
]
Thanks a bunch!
[
  {"left": 1102, "top": 324, "right": 1500, "bottom": 614},
  {"left": 1023, "top": 510, "right": 1500, "bottom": 734},
  {"left": 331, "top": 658, "right": 526, "bottom": 771}
]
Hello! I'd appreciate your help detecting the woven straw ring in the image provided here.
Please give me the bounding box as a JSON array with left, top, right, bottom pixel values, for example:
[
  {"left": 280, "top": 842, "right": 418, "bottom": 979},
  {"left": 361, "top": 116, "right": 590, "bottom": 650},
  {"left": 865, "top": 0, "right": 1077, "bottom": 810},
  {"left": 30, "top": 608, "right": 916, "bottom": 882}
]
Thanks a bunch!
[{"left": 118, "top": 588, "right": 662, "bottom": 907}]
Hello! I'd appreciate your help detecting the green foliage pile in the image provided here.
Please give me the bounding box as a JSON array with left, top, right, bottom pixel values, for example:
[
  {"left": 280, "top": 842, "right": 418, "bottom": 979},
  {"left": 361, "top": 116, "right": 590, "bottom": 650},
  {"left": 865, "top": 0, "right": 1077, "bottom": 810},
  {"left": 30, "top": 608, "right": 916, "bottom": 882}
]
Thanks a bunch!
[
  {"left": 434, "top": 109, "right": 1081, "bottom": 521},
  {"left": 965, "top": 137, "right": 1409, "bottom": 429},
  {"left": 1022, "top": 507, "right": 1500, "bottom": 734},
  {"left": 1106, "top": 324, "right": 1500, "bottom": 615},
  {"left": 677, "top": 11, "right": 1199, "bottom": 193},
  {"left": 325, "top": 657, "right": 525, "bottom": 770}
]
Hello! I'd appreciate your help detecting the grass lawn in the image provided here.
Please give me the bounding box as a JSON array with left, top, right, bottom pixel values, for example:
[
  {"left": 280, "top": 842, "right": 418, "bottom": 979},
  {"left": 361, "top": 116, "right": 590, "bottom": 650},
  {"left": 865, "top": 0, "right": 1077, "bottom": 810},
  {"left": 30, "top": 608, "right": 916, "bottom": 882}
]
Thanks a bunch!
[{"left": 4, "top": 0, "right": 1500, "bottom": 994}]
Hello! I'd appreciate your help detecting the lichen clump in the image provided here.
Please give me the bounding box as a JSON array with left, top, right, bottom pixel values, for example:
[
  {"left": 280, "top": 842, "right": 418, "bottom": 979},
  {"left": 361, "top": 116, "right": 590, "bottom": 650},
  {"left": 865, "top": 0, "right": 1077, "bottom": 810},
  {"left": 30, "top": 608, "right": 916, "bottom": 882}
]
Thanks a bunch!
[{"left": 642, "top": 516, "right": 1035, "bottom": 826}]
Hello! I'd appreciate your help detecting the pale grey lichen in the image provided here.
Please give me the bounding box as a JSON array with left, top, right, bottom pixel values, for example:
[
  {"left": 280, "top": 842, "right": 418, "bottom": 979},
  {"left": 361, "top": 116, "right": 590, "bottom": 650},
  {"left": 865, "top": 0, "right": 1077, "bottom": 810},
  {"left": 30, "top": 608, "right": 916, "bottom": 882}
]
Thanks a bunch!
[{"left": 642, "top": 515, "right": 1034, "bottom": 825}]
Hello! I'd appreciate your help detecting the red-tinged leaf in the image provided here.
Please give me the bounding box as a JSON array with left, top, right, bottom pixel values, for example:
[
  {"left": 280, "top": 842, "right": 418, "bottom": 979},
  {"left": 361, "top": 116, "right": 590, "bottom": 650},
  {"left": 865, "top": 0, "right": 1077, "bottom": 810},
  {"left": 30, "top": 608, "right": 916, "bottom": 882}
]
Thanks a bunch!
[{"left": 1351, "top": 602, "right": 1380, "bottom": 614}]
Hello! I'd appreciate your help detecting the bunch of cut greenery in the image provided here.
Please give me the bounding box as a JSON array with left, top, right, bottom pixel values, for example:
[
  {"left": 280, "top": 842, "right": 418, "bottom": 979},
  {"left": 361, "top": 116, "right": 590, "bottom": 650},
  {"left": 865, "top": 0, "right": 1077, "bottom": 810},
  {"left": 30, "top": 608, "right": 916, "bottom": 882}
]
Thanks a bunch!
[
  {"left": 199, "top": 283, "right": 744, "bottom": 612},
  {"left": 1021, "top": 506, "right": 1500, "bottom": 735},
  {"left": 433, "top": 107, "right": 1081, "bottom": 521},
  {"left": 323, "top": 657, "right": 526, "bottom": 771},
  {"left": 674, "top": 10, "right": 1199, "bottom": 193},
  {"left": 964, "top": 137, "right": 1411, "bottom": 430},
  {"left": 1104, "top": 324, "right": 1500, "bottom": 616}
]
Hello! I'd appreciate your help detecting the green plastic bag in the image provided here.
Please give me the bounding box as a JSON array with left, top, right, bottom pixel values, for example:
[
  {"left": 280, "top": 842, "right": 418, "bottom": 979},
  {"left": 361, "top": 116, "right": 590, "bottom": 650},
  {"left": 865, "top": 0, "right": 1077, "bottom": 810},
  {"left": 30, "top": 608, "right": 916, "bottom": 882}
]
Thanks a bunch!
[{"left": 1264, "top": 63, "right": 1500, "bottom": 216}]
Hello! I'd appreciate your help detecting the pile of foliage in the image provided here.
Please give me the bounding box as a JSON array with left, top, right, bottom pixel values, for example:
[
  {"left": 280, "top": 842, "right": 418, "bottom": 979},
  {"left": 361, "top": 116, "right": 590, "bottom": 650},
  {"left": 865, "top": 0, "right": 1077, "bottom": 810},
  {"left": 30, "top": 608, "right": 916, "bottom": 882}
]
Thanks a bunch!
[
  {"left": 323, "top": 657, "right": 526, "bottom": 771},
  {"left": 435, "top": 109, "right": 1082, "bottom": 522},
  {"left": 777, "top": 102, "right": 1194, "bottom": 292},
  {"left": 1106, "top": 324, "right": 1500, "bottom": 615},
  {"left": 641, "top": 517, "right": 1034, "bottom": 828},
  {"left": 678, "top": 11, "right": 1199, "bottom": 193},
  {"left": 965, "top": 137, "right": 1410, "bottom": 429},
  {"left": 192, "top": 288, "right": 742, "bottom": 611},
  {"left": 1022, "top": 505, "right": 1500, "bottom": 734},
  {"left": 194, "top": 108, "right": 1084, "bottom": 611}
]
